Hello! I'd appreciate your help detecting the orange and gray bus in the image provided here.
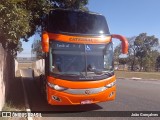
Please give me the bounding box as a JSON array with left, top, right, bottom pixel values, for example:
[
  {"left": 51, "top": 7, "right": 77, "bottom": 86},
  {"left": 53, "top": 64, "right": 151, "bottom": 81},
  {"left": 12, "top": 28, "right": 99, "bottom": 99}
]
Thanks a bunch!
[{"left": 40, "top": 9, "right": 128, "bottom": 105}]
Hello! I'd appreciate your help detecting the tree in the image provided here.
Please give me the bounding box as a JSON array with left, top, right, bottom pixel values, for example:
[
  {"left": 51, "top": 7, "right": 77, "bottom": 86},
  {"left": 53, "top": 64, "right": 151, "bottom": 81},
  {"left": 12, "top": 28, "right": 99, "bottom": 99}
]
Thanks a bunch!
[
  {"left": 115, "top": 34, "right": 159, "bottom": 72},
  {"left": 114, "top": 45, "right": 121, "bottom": 64},
  {"left": 147, "top": 50, "right": 159, "bottom": 71},
  {"left": 0, "top": 0, "right": 31, "bottom": 55},
  {"left": 119, "top": 58, "right": 128, "bottom": 70},
  {"left": 32, "top": 39, "right": 44, "bottom": 59},
  {"left": 134, "top": 33, "right": 159, "bottom": 71},
  {"left": 0, "top": 0, "right": 51, "bottom": 56},
  {"left": 0, "top": 0, "right": 88, "bottom": 56},
  {"left": 50, "top": 0, "right": 88, "bottom": 10},
  {"left": 127, "top": 36, "right": 139, "bottom": 71}
]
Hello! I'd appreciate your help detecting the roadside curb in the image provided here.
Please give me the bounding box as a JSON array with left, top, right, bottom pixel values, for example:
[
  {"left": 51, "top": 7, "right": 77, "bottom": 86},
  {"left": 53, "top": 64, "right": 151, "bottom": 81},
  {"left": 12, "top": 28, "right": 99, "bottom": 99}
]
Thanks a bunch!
[{"left": 117, "top": 77, "right": 160, "bottom": 81}]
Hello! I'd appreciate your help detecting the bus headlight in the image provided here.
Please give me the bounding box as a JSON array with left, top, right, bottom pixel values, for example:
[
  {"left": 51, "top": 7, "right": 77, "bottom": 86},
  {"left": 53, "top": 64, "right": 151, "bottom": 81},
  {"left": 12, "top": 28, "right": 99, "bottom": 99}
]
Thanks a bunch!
[
  {"left": 105, "top": 81, "right": 116, "bottom": 88},
  {"left": 47, "top": 82, "right": 67, "bottom": 91}
]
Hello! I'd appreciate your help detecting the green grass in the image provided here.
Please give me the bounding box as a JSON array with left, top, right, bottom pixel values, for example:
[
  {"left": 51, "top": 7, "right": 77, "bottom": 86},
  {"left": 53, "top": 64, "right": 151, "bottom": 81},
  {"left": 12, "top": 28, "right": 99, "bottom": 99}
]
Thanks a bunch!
[{"left": 115, "top": 70, "right": 160, "bottom": 80}]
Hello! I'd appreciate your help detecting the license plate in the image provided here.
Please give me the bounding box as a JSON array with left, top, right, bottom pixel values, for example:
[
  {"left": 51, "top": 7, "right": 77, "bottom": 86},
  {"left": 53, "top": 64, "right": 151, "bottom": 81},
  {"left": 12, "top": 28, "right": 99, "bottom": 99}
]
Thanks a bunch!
[{"left": 81, "top": 100, "right": 92, "bottom": 104}]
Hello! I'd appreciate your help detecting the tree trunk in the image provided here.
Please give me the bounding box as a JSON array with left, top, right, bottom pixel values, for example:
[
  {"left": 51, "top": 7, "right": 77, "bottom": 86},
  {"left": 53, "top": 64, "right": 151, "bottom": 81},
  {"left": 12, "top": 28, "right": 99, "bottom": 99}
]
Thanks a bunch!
[
  {"left": 139, "top": 57, "right": 143, "bottom": 72},
  {"left": 131, "top": 50, "right": 136, "bottom": 71}
]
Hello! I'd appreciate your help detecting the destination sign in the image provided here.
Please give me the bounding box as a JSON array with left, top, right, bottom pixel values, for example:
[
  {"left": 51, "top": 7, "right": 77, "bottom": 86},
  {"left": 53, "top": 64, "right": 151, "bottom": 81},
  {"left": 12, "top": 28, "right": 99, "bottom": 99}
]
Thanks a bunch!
[
  {"left": 51, "top": 41, "right": 106, "bottom": 51},
  {"left": 51, "top": 41, "right": 84, "bottom": 51}
]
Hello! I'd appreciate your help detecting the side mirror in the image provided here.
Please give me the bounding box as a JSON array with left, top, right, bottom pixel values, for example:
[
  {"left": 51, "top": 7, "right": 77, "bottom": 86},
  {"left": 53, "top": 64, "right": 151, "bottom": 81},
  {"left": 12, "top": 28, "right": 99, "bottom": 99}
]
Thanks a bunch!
[
  {"left": 111, "top": 34, "right": 128, "bottom": 54},
  {"left": 42, "top": 31, "right": 49, "bottom": 52}
]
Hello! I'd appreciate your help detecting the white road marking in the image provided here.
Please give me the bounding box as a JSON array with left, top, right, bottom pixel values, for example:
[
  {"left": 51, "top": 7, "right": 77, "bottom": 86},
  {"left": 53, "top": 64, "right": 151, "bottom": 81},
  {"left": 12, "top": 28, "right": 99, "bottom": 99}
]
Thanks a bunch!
[
  {"left": 20, "top": 70, "right": 33, "bottom": 120},
  {"left": 131, "top": 77, "right": 142, "bottom": 80}
]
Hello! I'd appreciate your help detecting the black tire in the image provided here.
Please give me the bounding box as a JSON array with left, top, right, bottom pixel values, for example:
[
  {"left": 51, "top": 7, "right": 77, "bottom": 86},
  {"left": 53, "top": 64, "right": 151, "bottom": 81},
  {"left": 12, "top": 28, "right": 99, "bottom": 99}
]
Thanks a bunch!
[
  {"left": 32, "top": 70, "right": 34, "bottom": 79},
  {"left": 40, "top": 75, "right": 47, "bottom": 100}
]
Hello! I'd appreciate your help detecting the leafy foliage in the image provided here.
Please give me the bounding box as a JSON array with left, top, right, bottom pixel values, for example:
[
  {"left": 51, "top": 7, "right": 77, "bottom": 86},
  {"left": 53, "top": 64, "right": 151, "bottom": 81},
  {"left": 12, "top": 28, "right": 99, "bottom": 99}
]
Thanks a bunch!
[
  {"left": 126, "top": 36, "right": 138, "bottom": 71},
  {"left": 0, "top": 0, "right": 30, "bottom": 55},
  {"left": 114, "top": 45, "right": 121, "bottom": 63},
  {"left": 0, "top": 0, "right": 46, "bottom": 55},
  {"left": 119, "top": 58, "right": 128, "bottom": 65},
  {"left": 31, "top": 38, "right": 44, "bottom": 59},
  {"left": 134, "top": 33, "right": 159, "bottom": 71},
  {"left": 0, "top": 0, "right": 88, "bottom": 56},
  {"left": 114, "top": 33, "right": 159, "bottom": 72},
  {"left": 50, "top": 0, "right": 88, "bottom": 10}
]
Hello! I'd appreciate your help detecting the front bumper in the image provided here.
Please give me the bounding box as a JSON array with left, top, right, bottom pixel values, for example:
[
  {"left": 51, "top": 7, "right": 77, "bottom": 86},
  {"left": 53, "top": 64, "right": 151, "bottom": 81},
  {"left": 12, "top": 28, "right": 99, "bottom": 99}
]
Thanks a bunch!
[{"left": 46, "top": 85, "right": 116, "bottom": 105}]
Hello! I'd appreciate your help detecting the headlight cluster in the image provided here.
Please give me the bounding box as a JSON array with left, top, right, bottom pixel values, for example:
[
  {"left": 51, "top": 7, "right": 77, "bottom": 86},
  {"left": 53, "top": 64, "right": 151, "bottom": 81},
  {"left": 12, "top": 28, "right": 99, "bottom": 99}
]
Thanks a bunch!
[
  {"left": 105, "top": 81, "right": 116, "bottom": 88},
  {"left": 47, "top": 82, "right": 67, "bottom": 91},
  {"left": 47, "top": 81, "right": 116, "bottom": 91}
]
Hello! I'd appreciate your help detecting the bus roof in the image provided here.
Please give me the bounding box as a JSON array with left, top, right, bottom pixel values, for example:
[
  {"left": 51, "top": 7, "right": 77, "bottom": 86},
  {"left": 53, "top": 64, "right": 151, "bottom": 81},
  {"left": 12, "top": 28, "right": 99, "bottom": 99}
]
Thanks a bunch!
[
  {"left": 46, "top": 8, "right": 110, "bottom": 35},
  {"left": 50, "top": 8, "right": 104, "bottom": 17}
]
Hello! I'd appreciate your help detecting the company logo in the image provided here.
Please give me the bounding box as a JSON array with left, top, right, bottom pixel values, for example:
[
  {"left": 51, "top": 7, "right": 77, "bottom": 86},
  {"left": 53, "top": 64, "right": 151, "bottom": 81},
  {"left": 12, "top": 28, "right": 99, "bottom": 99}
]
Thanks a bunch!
[
  {"left": 85, "top": 90, "right": 91, "bottom": 95},
  {"left": 69, "top": 38, "right": 93, "bottom": 42}
]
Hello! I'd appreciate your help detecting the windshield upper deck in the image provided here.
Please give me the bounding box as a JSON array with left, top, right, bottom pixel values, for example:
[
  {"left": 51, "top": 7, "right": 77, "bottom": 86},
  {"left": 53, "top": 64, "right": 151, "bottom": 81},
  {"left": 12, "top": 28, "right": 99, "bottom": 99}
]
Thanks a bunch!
[{"left": 47, "top": 9, "right": 110, "bottom": 35}]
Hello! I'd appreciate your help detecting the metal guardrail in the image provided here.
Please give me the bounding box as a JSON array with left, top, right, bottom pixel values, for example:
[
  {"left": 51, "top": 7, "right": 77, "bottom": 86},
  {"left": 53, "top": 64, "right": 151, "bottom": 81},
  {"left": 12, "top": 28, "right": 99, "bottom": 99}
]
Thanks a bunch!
[{"left": 16, "top": 57, "right": 37, "bottom": 63}]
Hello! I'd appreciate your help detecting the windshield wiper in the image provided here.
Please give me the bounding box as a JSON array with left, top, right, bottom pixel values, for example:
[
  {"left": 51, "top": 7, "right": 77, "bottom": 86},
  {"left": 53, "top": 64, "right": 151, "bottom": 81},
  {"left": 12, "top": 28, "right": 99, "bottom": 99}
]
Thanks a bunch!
[
  {"left": 60, "top": 73, "right": 80, "bottom": 77},
  {"left": 87, "top": 69, "right": 113, "bottom": 76},
  {"left": 93, "top": 70, "right": 103, "bottom": 75},
  {"left": 102, "top": 71, "right": 114, "bottom": 76}
]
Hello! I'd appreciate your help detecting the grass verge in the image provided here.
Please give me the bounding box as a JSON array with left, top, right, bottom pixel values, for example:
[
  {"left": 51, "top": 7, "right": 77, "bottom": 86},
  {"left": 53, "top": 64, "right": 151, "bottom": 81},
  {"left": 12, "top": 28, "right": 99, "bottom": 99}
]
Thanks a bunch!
[{"left": 115, "top": 70, "right": 160, "bottom": 80}]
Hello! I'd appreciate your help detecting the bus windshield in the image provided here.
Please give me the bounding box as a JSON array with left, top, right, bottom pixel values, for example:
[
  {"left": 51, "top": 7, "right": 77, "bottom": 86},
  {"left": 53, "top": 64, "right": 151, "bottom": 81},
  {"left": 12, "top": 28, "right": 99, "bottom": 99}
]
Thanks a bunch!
[
  {"left": 49, "top": 41, "right": 114, "bottom": 81},
  {"left": 47, "top": 10, "right": 110, "bottom": 35}
]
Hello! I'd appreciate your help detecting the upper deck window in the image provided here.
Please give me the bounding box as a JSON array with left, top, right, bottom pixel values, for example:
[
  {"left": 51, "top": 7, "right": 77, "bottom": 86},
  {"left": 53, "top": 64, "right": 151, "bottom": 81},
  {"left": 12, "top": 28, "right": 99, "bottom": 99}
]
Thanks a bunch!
[{"left": 47, "top": 10, "right": 110, "bottom": 35}]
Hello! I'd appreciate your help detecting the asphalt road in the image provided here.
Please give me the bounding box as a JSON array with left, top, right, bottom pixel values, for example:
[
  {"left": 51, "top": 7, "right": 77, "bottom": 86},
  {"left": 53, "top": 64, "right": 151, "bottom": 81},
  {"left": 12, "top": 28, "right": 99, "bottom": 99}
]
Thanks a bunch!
[{"left": 20, "top": 69, "right": 160, "bottom": 120}]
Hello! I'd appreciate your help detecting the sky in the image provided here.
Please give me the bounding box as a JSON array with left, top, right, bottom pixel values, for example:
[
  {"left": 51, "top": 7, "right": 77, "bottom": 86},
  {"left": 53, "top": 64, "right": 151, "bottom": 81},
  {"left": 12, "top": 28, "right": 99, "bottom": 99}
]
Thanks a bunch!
[{"left": 17, "top": 0, "right": 160, "bottom": 57}]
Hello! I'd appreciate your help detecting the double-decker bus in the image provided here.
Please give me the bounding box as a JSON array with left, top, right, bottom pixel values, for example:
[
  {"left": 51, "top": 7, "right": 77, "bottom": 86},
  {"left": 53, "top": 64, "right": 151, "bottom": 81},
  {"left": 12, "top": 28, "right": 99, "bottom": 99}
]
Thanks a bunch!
[{"left": 40, "top": 9, "right": 128, "bottom": 105}]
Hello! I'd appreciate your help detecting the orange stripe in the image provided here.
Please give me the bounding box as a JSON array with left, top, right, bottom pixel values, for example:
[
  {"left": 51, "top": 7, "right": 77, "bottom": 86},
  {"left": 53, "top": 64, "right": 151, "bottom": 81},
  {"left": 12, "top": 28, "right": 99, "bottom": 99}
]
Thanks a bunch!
[
  {"left": 47, "top": 75, "right": 116, "bottom": 89},
  {"left": 48, "top": 33, "right": 111, "bottom": 44}
]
